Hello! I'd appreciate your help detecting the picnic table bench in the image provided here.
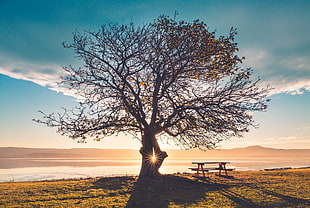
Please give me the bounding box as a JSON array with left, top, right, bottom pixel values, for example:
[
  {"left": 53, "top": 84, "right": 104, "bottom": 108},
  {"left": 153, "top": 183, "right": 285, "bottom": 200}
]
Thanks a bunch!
[{"left": 189, "top": 162, "right": 234, "bottom": 177}]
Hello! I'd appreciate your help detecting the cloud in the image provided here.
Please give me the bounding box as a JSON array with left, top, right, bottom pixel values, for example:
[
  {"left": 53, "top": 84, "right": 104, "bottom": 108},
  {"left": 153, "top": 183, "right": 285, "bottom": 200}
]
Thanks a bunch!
[
  {"left": 240, "top": 47, "right": 310, "bottom": 96},
  {"left": 0, "top": 55, "right": 77, "bottom": 97},
  {"left": 232, "top": 1, "right": 310, "bottom": 97},
  {"left": 297, "top": 126, "right": 310, "bottom": 130},
  {"left": 264, "top": 56, "right": 310, "bottom": 95},
  {"left": 280, "top": 56, "right": 310, "bottom": 72},
  {"left": 261, "top": 79, "right": 310, "bottom": 95},
  {"left": 241, "top": 49, "right": 268, "bottom": 69},
  {"left": 262, "top": 135, "right": 309, "bottom": 145},
  {"left": 0, "top": 57, "right": 60, "bottom": 84}
]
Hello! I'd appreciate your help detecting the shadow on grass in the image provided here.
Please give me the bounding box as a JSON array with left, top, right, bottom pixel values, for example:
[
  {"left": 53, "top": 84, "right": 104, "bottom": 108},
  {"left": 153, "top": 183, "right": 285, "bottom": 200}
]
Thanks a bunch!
[
  {"left": 94, "top": 176, "right": 136, "bottom": 190},
  {"left": 92, "top": 174, "right": 310, "bottom": 208},
  {"left": 204, "top": 177, "right": 261, "bottom": 208},
  {"left": 125, "top": 175, "right": 227, "bottom": 208},
  {"left": 230, "top": 177, "right": 310, "bottom": 207},
  {"left": 261, "top": 189, "right": 310, "bottom": 207},
  {"left": 93, "top": 176, "right": 136, "bottom": 197}
]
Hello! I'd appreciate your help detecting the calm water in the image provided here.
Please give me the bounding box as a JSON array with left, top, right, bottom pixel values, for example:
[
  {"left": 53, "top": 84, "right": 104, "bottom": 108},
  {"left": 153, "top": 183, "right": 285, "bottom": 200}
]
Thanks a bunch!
[{"left": 1, "top": 157, "right": 309, "bottom": 182}]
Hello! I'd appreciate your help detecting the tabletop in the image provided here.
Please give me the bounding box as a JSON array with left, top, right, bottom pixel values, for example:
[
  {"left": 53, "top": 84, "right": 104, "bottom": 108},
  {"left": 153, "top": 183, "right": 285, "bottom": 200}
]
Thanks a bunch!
[{"left": 192, "top": 162, "right": 230, "bottom": 164}]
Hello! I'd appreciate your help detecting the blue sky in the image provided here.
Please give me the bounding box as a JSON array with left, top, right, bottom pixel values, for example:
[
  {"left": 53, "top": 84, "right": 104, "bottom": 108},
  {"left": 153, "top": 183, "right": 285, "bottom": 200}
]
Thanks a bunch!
[{"left": 0, "top": 0, "right": 309, "bottom": 149}]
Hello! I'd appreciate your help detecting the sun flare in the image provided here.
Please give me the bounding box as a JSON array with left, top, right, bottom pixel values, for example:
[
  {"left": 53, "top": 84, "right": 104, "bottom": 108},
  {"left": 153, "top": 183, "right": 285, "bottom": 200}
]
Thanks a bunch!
[{"left": 151, "top": 148, "right": 157, "bottom": 163}]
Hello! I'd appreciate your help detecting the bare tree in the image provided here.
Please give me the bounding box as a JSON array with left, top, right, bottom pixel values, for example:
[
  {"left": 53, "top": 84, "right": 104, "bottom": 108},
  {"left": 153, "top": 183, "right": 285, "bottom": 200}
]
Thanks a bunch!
[{"left": 35, "top": 16, "right": 270, "bottom": 179}]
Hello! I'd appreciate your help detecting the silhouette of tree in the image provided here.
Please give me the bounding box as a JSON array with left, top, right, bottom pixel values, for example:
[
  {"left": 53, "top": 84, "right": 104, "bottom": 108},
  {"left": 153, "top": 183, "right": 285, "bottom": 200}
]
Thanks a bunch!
[{"left": 35, "top": 15, "right": 270, "bottom": 179}]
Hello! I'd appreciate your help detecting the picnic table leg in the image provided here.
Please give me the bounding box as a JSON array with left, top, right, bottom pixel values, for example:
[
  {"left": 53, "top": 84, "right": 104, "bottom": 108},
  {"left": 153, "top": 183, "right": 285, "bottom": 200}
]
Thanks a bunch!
[
  {"left": 219, "top": 163, "right": 227, "bottom": 176},
  {"left": 223, "top": 163, "right": 228, "bottom": 176},
  {"left": 201, "top": 164, "right": 205, "bottom": 177},
  {"left": 218, "top": 163, "right": 228, "bottom": 176},
  {"left": 195, "top": 164, "right": 205, "bottom": 177},
  {"left": 196, "top": 164, "right": 200, "bottom": 176},
  {"left": 198, "top": 164, "right": 205, "bottom": 177}
]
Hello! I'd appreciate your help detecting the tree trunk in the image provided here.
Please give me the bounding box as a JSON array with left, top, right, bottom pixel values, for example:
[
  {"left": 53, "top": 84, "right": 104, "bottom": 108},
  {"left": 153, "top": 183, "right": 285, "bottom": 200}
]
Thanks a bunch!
[{"left": 138, "top": 130, "right": 168, "bottom": 179}]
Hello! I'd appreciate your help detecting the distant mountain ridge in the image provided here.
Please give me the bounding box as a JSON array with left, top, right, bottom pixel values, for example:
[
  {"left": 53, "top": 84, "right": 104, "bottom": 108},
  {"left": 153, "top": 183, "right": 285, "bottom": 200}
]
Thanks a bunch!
[
  {"left": 0, "top": 146, "right": 309, "bottom": 158},
  {"left": 0, "top": 147, "right": 139, "bottom": 159}
]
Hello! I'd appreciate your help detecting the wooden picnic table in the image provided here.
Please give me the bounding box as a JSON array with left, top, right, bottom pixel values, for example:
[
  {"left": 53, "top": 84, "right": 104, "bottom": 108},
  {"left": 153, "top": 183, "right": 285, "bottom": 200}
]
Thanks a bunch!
[{"left": 189, "top": 162, "right": 234, "bottom": 177}]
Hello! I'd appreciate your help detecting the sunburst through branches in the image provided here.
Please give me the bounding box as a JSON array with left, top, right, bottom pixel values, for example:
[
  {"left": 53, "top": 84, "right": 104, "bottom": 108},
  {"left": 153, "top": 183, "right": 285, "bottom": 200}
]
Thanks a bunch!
[
  {"left": 151, "top": 148, "right": 157, "bottom": 163},
  {"left": 146, "top": 148, "right": 158, "bottom": 166}
]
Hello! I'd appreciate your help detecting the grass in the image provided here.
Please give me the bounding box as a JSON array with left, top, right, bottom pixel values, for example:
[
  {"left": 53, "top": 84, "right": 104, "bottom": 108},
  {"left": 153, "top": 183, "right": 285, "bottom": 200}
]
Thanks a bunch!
[{"left": 0, "top": 169, "right": 309, "bottom": 207}]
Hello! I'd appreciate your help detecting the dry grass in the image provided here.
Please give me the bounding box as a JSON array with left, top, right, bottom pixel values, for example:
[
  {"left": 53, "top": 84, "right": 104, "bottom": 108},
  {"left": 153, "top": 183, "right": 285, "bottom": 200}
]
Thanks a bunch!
[{"left": 0, "top": 169, "right": 309, "bottom": 207}]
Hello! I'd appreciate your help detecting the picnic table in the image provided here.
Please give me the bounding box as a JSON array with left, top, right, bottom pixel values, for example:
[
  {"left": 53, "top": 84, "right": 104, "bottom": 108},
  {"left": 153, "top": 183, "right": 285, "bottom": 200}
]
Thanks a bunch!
[{"left": 189, "top": 162, "right": 234, "bottom": 177}]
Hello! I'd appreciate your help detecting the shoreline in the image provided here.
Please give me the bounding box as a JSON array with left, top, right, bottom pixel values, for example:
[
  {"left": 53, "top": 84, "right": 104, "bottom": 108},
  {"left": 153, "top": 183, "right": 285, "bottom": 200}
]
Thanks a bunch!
[{"left": 1, "top": 166, "right": 310, "bottom": 183}]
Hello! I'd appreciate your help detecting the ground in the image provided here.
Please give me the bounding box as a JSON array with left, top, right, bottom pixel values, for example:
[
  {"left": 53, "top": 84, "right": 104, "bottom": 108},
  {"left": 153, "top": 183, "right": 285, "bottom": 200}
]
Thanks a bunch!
[{"left": 0, "top": 169, "right": 309, "bottom": 207}]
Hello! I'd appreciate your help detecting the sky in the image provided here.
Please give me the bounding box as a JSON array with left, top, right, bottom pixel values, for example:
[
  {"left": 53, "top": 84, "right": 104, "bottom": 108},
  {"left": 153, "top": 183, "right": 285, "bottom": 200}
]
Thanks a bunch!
[{"left": 0, "top": 0, "right": 309, "bottom": 150}]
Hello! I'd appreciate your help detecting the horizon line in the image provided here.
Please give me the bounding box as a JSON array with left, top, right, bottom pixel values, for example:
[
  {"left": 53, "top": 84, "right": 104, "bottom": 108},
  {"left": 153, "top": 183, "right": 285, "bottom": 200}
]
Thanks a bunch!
[{"left": 1, "top": 145, "right": 310, "bottom": 151}]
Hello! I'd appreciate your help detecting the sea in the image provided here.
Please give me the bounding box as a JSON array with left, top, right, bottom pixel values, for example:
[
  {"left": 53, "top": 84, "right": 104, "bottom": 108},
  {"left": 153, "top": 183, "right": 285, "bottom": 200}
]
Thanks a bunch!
[{"left": 1, "top": 156, "right": 309, "bottom": 182}]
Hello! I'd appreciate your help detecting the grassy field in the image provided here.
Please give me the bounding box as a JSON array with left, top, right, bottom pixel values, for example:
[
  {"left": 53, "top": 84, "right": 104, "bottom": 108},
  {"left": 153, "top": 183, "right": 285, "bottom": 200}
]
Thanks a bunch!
[{"left": 0, "top": 169, "right": 309, "bottom": 208}]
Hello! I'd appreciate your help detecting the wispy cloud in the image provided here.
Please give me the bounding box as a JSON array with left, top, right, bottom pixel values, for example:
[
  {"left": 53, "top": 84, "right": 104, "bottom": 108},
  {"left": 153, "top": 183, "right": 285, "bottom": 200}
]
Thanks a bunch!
[
  {"left": 297, "top": 126, "right": 310, "bottom": 130},
  {"left": 241, "top": 48, "right": 310, "bottom": 96},
  {"left": 262, "top": 79, "right": 310, "bottom": 95},
  {"left": 0, "top": 55, "right": 78, "bottom": 97},
  {"left": 242, "top": 49, "right": 269, "bottom": 69},
  {"left": 0, "top": 58, "right": 61, "bottom": 86},
  {"left": 281, "top": 56, "right": 310, "bottom": 72}
]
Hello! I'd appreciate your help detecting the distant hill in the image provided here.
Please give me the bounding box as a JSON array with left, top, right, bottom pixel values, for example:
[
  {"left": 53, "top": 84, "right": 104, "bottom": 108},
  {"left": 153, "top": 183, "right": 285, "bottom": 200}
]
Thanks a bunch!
[
  {"left": 0, "top": 146, "right": 309, "bottom": 159},
  {"left": 0, "top": 147, "right": 139, "bottom": 159}
]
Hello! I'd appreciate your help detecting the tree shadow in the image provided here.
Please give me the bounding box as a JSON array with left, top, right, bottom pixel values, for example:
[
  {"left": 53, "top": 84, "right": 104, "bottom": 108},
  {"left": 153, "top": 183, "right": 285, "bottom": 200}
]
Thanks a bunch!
[
  {"left": 91, "top": 174, "right": 310, "bottom": 207},
  {"left": 248, "top": 184, "right": 309, "bottom": 207},
  {"left": 202, "top": 177, "right": 261, "bottom": 208},
  {"left": 217, "top": 188, "right": 261, "bottom": 208},
  {"left": 94, "top": 176, "right": 136, "bottom": 190},
  {"left": 125, "top": 175, "right": 228, "bottom": 208},
  {"left": 229, "top": 177, "right": 310, "bottom": 207},
  {"left": 261, "top": 189, "right": 310, "bottom": 207},
  {"left": 93, "top": 176, "right": 136, "bottom": 197}
]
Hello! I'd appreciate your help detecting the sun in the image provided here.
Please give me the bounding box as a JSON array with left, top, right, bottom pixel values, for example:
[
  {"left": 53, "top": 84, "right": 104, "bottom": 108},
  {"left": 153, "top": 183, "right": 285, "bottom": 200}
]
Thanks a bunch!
[
  {"left": 151, "top": 149, "right": 157, "bottom": 163},
  {"left": 147, "top": 148, "right": 158, "bottom": 164}
]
